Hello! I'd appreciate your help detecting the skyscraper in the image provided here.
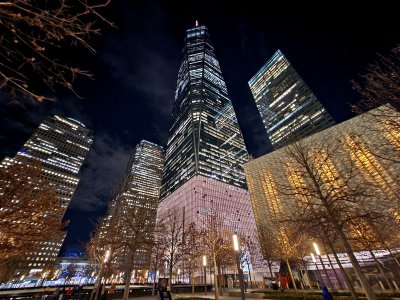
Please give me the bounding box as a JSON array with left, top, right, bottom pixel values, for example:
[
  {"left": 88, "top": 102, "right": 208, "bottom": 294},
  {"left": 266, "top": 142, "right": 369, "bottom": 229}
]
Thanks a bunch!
[
  {"left": 160, "top": 25, "right": 247, "bottom": 198},
  {"left": 157, "top": 24, "right": 267, "bottom": 274},
  {"left": 100, "top": 140, "right": 164, "bottom": 270},
  {"left": 1, "top": 115, "right": 92, "bottom": 272},
  {"left": 248, "top": 49, "right": 335, "bottom": 149}
]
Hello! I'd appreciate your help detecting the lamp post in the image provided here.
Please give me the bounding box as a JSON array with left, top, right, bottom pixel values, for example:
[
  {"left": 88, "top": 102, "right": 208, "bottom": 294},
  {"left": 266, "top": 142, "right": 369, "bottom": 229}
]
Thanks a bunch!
[
  {"left": 313, "top": 242, "right": 334, "bottom": 290},
  {"left": 39, "top": 271, "right": 48, "bottom": 287},
  {"left": 233, "top": 234, "right": 245, "bottom": 300},
  {"left": 177, "top": 269, "right": 180, "bottom": 284},
  {"left": 203, "top": 255, "right": 207, "bottom": 296},
  {"left": 18, "top": 275, "right": 25, "bottom": 288}
]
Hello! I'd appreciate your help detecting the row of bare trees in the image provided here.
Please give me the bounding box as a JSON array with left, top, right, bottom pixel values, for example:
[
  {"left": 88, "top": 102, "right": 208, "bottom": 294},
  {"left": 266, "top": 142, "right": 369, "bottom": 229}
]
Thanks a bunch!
[
  {"left": 86, "top": 203, "right": 258, "bottom": 300},
  {"left": 154, "top": 209, "right": 258, "bottom": 300},
  {"left": 86, "top": 192, "right": 157, "bottom": 300},
  {"left": 255, "top": 125, "right": 400, "bottom": 300}
]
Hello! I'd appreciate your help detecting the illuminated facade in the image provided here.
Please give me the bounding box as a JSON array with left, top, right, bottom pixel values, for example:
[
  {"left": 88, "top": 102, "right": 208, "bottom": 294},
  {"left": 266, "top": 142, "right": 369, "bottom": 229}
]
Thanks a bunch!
[
  {"left": 248, "top": 49, "right": 335, "bottom": 149},
  {"left": 158, "top": 25, "right": 268, "bottom": 275},
  {"left": 1, "top": 115, "right": 92, "bottom": 272},
  {"left": 244, "top": 105, "right": 400, "bottom": 284},
  {"left": 101, "top": 140, "right": 164, "bottom": 270},
  {"left": 160, "top": 25, "right": 247, "bottom": 199}
]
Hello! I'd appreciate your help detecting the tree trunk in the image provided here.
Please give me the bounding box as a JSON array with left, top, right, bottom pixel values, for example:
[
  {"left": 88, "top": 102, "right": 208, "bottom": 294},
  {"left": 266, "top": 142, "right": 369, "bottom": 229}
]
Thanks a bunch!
[
  {"left": 326, "top": 238, "right": 358, "bottom": 300},
  {"left": 213, "top": 254, "right": 220, "bottom": 300},
  {"left": 123, "top": 266, "right": 133, "bottom": 300},
  {"left": 300, "top": 259, "right": 309, "bottom": 289},
  {"left": 369, "top": 250, "right": 395, "bottom": 291},
  {"left": 191, "top": 260, "right": 195, "bottom": 294},
  {"left": 218, "top": 264, "right": 225, "bottom": 296},
  {"left": 285, "top": 259, "right": 297, "bottom": 291},
  {"left": 246, "top": 260, "right": 253, "bottom": 288},
  {"left": 168, "top": 260, "right": 173, "bottom": 292},
  {"left": 102, "top": 263, "right": 112, "bottom": 299},
  {"left": 334, "top": 224, "right": 377, "bottom": 300},
  {"left": 322, "top": 242, "right": 344, "bottom": 290},
  {"left": 152, "top": 277, "right": 157, "bottom": 296},
  {"left": 319, "top": 255, "right": 335, "bottom": 291},
  {"left": 267, "top": 259, "right": 273, "bottom": 279},
  {"left": 92, "top": 263, "right": 104, "bottom": 300}
]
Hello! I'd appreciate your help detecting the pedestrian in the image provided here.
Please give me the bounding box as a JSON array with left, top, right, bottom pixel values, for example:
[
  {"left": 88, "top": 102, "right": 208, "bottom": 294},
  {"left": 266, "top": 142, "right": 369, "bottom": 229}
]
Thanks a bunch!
[
  {"left": 65, "top": 287, "right": 72, "bottom": 299},
  {"left": 322, "top": 286, "right": 334, "bottom": 300}
]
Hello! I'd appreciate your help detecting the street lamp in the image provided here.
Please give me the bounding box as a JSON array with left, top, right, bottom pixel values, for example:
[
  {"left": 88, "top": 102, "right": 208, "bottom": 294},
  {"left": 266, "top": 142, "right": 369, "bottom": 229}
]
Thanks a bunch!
[
  {"left": 18, "top": 275, "right": 25, "bottom": 288},
  {"left": 313, "top": 242, "right": 334, "bottom": 290},
  {"left": 233, "top": 234, "right": 245, "bottom": 300},
  {"left": 203, "top": 255, "right": 207, "bottom": 296}
]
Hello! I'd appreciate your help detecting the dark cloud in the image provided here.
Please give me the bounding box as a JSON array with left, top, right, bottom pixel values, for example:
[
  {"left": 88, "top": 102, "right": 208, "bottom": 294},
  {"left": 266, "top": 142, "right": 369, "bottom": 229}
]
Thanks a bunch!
[
  {"left": 69, "top": 133, "right": 131, "bottom": 212},
  {"left": 100, "top": 2, "right": 179, "bottom": 117}
]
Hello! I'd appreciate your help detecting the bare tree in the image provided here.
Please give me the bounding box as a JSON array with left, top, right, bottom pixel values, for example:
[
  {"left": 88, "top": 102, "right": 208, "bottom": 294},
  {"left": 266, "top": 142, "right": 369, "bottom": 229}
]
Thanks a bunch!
[
  {"left": 257, "top": 224, "right": 278, "bottom": 279},
  {"left": 278, "top": 138, "right": 380, "bottom": 300},
  {"left": 215, "top": 247, "right": 236, "bottom": 291},
  {"left": 349, "top": 217, "right": 398, "bottom": 291},
  {"left": 115, "top": 197, "right": 159, "bottom": 300},
  {"left": 353, "top": 45, "right": 400, "bottom": 114},
  {"left": 181, "top": 223, "right": 202, "bottom": 294},
  {"left": 274, "top": 223, "right": 303, "bottom": 291},
  {"left": 199, "top": 212, "right": 232, "bottom": 300},
  {"left": 156, "top": 207, "right": 186, "bottom": 292},
  {"left": 312, "top": 224, "right": 359, "bottom": 299},
  {"left": 352, "top": 46, "right": 400, "bottom": 172},
  {"left": 149, "top": 233, "right": 166, "bottom": 296},
  {"left": 239, "top": 235, "right": 258, "bottom": 289},
  {"left": 0, "top": 0, "right": 112, "bottom": 101},
  {"left": 0, "top": 159, "right": 67, "bottom": 280},
  {"left": 86, "top": 202, "right": 125, "bottom": 300}
]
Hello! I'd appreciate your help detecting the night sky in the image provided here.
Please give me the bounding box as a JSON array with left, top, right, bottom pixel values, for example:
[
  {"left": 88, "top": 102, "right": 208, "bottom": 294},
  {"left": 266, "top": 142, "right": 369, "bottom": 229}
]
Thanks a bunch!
[{"left": 1, "top": 2, "right": 399, "bottom": 256}]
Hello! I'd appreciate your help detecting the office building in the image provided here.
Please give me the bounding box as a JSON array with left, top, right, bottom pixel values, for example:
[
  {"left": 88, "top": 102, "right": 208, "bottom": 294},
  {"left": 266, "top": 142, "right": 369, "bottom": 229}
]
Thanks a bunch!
[
  {"left": 248, "top": 49, "right": 335, "bottom": 149},
  {"left": 1, "top": 115, "right": 93, "bottom": 272},
  {"left": 157, "top": 24, "right": 267, "bottom": 275},
  {"left": 100, "top": 140, "right": 164, "bottom": 270}
]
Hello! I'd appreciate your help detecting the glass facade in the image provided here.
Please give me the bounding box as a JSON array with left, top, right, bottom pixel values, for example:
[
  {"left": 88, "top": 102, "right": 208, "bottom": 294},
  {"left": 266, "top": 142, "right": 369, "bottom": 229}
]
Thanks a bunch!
[
  {"left": 14, "top": 115, "right": 93, "bottom": 211},
  {"left": 160, "top": 25, "right": 248, "bottom": 198},
  {"left": 101, "top": 140, "right": 165, "bottom": 269},
  {"left": 1, "top": 115, "right": 92, "bottom": 272},
  {"left": 157, "top": 25, "right": 269, "bottom": 274},
  {"left": 248, "top": 49, "right": 335, "bottom": 149}
]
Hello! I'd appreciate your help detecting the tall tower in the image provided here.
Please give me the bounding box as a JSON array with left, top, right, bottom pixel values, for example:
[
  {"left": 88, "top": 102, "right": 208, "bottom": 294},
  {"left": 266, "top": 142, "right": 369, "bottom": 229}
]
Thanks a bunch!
[
  {"left": 1, "top": 115, "right": 93, "bottom": 272},
  {"left": 248, "top": 49, "right": 335, "bottom": 149},
  {"left": 100, "top": 140, "right": 164, "bottom": 270},
  {"left": 157, "top": 25, "right": 266, "bottom": 273},
  {"left": 160, "top": 25, "right": 247, "bottom": 198}
]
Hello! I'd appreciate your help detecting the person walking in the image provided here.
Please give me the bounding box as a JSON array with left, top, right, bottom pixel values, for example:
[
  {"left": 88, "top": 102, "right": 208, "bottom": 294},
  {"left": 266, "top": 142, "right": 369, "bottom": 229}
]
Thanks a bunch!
[{"left": 322, "top": 286, "right": 334, "bottom": 300}]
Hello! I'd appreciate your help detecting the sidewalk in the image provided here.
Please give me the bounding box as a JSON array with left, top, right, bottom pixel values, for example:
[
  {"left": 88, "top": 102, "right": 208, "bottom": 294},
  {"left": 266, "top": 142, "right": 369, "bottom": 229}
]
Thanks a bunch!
[{"left": 128, "top": 289, "right": 265, "bottom": 300}]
